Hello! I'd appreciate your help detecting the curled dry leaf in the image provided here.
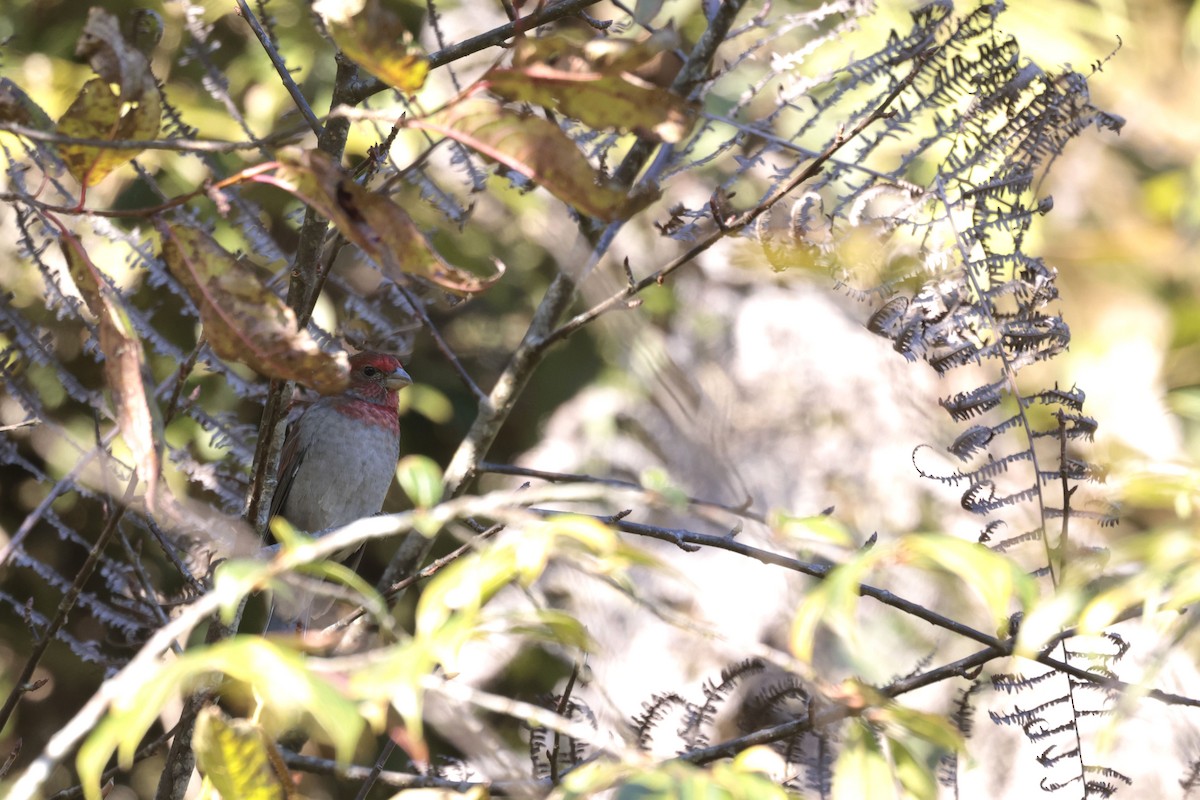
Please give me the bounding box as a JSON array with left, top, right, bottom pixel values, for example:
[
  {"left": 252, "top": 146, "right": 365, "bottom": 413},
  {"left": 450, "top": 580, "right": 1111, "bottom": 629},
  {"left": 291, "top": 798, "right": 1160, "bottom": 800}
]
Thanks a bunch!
[
  {"left": 61, "top": 233, "right": 161, "bottom": 509},
  {"left": 56, "top": 8, "right": 162, "bottom": 186},
  {"left": 157, "top": 221, "right": 351, "bottom": 395},
  {"left": 314, "top": 0, "right": 429, "bottom": 93},
  {"left": 75, "top": 7, "right": 153, "bottom": 103},
  {"left": 259, "top": 148, "right": 502, "bottom": 294},
  {"left": 511, "top": 26, "right": 685, "bottom": 87},
  {"left": 414, "top": 98, "right": 659, "bottom": 222},
  {"left": 494, "top": 28, "right": 695, "bottom": 142},
  {"left": 483, "top": 64, "right": 697, "bottom": 143}
]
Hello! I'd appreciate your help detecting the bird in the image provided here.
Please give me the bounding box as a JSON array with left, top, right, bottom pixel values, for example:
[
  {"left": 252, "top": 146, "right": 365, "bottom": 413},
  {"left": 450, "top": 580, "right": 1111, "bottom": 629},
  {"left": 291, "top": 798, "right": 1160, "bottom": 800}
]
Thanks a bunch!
[
  {"left": 270, "top": 351, "right": 412, "bottom": 540},
  {"left": 265, "top": 351, "right": 411, "bottom": 630}
]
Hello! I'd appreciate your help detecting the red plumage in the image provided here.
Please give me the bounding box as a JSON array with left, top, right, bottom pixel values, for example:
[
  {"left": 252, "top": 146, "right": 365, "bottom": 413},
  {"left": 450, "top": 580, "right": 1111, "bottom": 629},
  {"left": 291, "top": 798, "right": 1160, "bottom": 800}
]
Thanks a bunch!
[{"left": 270, "top": 351, "right": 412, "bottom": 539}]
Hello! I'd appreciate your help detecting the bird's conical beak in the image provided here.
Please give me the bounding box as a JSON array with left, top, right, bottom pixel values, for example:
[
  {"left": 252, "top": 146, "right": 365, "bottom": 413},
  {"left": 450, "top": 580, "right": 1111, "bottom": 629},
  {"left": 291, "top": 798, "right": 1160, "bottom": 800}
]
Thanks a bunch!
[{"left": 384, "top": 365, "right": 413, "bottom": 390}]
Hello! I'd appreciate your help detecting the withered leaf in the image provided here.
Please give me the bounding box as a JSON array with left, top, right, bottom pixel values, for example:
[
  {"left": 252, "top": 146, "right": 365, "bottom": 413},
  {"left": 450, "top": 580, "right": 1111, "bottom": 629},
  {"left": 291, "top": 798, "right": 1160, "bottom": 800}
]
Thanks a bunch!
[
  {"left": 414, "top": 98, "right": 659, "bottom": 222},
  {"left": 75, "top": 7, "right": 153, "bottom": 104},
  {"left": 62, "top": 233, "right": 162, "bottom": 508},
  {"left": 157, "top": 221, "right": 350, "bottom": 395},
  {"left": 56, "top": 77, "right": 161, "bottom": 187},
  {"left": 55, "top": 7, "right": 162, "bottom": 186},
  {"left": 484, "top": 64, "right": 696, "bottom": 143},
  {"left": 314, "top": 0, "right": 429, "bottom": 93},
  {"left": 512, "top": 27, "right": 682, "bottom": 83},
  {"left": 0, "top": 78, "right": 54, "bottom": 129},
  {"left": 258, "top": 148, "right": 501, "bottom": 294}
]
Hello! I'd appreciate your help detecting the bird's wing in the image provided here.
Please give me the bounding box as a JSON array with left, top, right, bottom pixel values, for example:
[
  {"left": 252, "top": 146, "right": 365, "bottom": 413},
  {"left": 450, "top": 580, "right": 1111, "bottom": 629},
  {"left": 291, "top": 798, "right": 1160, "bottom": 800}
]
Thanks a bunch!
[{"left": 269, "top": 423, "right": 302, "bottom": 522}]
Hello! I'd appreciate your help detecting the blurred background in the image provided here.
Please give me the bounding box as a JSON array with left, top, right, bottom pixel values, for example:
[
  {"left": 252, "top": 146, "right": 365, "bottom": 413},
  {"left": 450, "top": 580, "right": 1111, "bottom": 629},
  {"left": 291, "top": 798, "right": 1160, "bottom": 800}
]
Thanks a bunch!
[{"left": 2, "top": 0, "right": 1199, "bottom": 795}]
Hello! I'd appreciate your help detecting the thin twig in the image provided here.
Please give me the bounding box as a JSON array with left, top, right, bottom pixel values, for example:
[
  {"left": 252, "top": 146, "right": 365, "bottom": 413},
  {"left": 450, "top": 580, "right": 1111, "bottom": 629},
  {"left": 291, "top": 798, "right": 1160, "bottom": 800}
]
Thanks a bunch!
[
  {"left": 281, "top": 749, "right": 518, "bottom": 791},
  {"left": 396, "top": 282, "right": 488, "bottom": 404},
  {"left": 544, "top": 53, "right": 930, "bottom": 348},
  {"left": 235, "top": 0, "right": 323, "bottom": 136},
  {"left": 343, "top": 0, "right": 607, "bottom": 106},
  {"left": 0, "top": 121, "right": 308, "bottom": 153},
  {"left": 351, "top": 738, "right": 397, "bottom": 800},
  {"left": 480, "top": 461, "right": 766, "bottom": 523},
  {"left": 328, "top": 522, "right": 504, "bottom": 633},
  {"left": 0, "top": 477, "right": 138, "bottom": 734}
]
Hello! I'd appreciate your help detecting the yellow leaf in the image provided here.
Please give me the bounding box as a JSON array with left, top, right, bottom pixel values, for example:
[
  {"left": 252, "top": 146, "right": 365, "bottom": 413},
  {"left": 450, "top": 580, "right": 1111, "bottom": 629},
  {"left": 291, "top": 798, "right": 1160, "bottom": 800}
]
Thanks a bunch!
[
  {"left": 316, "top": 0, "right": 429, "bottom": 93},
  {"left": 56, "top": 76, "right": 161, "bottom": 187},
  {"left": 193, "top": 707, "right": 291, "bottom": 800}
]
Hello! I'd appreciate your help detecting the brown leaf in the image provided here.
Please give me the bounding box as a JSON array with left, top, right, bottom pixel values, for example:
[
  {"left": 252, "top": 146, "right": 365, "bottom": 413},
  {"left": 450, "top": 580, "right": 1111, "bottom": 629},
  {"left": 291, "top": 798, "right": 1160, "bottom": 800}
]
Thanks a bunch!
[
  {"left": 157, "top": 221, "right": 351, "bottom": 395},
  {"left": 484, "top": 64, "right": 697, "bottom": 143},
  {"left": 55, "top": 8, "right": 162, "bottom": 186},
  {"left": 511, "top": 26, "right": 684, "bottom": 87},
  {"left": 259, "top": 148, "right": 501, "bottom": 294},
  {"left": 75, "top": 7, "right": 153, "bottom": 104},
  {"left": 315, "top": 0, "right": 429, "bottom": 93},
  {"left": 414, "top": 98, "right": 659, "bottom": 222},
  {"left": 62, "top": 233, "right": 161, "bottom": 508},
  {"left": 0, "top": 79, "right": 53, "bottom": 129},
  {"left": 56, "top": 76, "right": 161, "bottom": 187}
]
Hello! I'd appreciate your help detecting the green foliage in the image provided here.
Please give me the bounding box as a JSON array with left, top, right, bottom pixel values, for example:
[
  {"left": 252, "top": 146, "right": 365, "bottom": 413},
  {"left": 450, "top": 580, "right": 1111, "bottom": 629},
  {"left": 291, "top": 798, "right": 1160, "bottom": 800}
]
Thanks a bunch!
[
  {"left": 554, "top": 748, "right": 794, "bottom": 800},
  {"left": 397, "top": 454, "right": 444, "bottom": 508},
  {"left": 791, "top": 533, "right": 1038, "bottom": 669},
  {"left": 192, "top": 707, "right": 291, "bottom": 800},
  {"left": 76, "top": 637, "right": 365, "bottom": 800}
]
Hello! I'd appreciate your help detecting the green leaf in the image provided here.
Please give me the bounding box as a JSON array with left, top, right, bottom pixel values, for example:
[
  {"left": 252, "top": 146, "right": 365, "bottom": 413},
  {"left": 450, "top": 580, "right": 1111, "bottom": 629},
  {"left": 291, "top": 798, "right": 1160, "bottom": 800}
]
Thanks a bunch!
[
  {"left": 193, "top": 707, "right": 290, "bottom": 800},
  {"left": 415, "top": 542, "right": 521, "bottom": 638},
  {"left": 790, "top": 553, "right": 873, "bottom": 663},
  {"left": 889, "top": 738, "right": 938, "bottom": 800},
  {"left": 874, "top": 704, "right": 963, "bottom": 754},
  {"left": 770, "top": 509, "right": 854, "bottom": 548},
  {"left": 400, "top": 383, "right": 454, "bottom": 423},
  {"left": 639, "top": 467, "right": 689, "bottom": 509},
  {"left": 397, "top": 454, "right": 444, "bottom": 508},
  {"left": 347, "top": 640, "right": 434, "bottom": 754},
  {"left": 77, "top": 637, "right": 365, "bottom": 800},
  {"left": 212, "top": 558, "right": 273, "bottom": 625},
  {"left": 832, "top": 720, "right": 898, "bottom": 800},
  {"left": 898, "top": 535, "right": 1037, "bottom": 627},
  {"left": 502, "top": 609, "right": 594, "bottom": 651}
]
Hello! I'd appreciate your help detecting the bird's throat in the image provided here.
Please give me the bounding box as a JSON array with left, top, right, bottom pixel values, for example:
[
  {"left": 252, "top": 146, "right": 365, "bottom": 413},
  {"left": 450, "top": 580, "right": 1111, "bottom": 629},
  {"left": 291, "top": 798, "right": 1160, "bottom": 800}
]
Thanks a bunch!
[{"left": 333, "top": 395, "right": 400, "bottom": 434}]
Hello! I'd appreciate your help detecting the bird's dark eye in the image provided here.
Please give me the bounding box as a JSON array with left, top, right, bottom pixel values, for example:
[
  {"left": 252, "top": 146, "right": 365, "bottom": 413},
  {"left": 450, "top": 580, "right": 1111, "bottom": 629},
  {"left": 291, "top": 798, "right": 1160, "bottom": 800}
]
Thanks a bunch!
[{"left": 362, "top": 366, "right": 380, "bottom": 377}]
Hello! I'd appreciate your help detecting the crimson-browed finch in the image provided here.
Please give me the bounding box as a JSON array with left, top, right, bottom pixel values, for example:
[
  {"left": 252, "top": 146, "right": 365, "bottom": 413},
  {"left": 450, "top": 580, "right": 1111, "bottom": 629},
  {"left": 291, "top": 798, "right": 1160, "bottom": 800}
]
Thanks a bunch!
[{"left": 270, "top": 351, "right": 412, "bottom": 544}]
